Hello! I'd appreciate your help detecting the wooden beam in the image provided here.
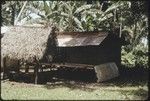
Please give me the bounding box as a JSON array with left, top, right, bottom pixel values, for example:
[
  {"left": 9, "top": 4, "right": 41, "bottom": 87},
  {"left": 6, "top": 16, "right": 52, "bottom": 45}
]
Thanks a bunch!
[
  {"left": 52, "top": 63, "right": 94, "bottom": 69},
  {"left": 29, "top": 62, "right": 94, "bottom": 69}
]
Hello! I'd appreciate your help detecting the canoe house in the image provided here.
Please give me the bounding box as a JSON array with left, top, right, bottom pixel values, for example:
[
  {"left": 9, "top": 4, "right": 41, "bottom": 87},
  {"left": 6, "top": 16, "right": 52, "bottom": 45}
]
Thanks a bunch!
[{"left": 55, "top": 31, "right": 125, "bottom": 67}]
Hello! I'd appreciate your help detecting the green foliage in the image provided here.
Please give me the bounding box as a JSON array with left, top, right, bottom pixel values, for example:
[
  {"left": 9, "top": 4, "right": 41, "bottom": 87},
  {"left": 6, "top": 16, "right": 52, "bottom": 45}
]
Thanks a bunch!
[
  {"left": 1, "top": 1, "right": 25, "bottom": 25},
  {"left": 1, "top": 1, "right": 148, "bottom": 67},
  {"left": 133, "top": 44, "right": 148, "bottom": 67},
  {"left": 121, "top": 49, "right": 135, "bottom": 67},
  {"left": 122, "top": 42, "right": 148, "bottom": 68}
]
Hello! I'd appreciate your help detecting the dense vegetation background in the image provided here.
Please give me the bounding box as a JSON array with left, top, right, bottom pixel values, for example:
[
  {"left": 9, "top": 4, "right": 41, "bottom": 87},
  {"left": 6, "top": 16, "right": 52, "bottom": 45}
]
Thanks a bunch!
[{"left": 1, "top": 1, "right": 148, "bottom": 68}]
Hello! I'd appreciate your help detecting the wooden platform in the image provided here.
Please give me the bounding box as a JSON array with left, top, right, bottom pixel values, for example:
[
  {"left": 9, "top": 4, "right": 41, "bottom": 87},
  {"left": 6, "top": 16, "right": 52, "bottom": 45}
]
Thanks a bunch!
[
  {"left": 29, "top": 62, "right": 95, "bottom": 69},
  {"left": 51, "top": 63, "right": 94, "bottom": 69},
  {"left": 3, "top": 62, "right": 95, "bottom": 84}
]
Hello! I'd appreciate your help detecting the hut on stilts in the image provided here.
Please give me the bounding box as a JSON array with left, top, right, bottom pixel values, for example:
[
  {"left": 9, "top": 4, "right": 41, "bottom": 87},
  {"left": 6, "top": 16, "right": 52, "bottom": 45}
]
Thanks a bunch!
[{"left": 1, "top": 25, "right": 58, "bottom": 84}]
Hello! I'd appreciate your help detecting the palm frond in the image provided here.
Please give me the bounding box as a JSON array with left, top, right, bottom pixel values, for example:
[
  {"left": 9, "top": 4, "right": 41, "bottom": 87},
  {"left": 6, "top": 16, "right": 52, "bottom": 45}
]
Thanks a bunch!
[
  {"left": 60, "top": 12, "right": 70, "bottom": 18},
  {"left": 104, "top": 2, "right": 121, "bottom": 14},
  {"left": 74, "top": 5, "right": 92, "bottom": 14},
  {"left": 46, "top": 11, "right": 59, "bottom": 18},
  {"left": 73, "top": 16, "right": 84, "bottom": 31},
  {"left": 43, "top": 1, "right": 51, "bottom": 15},
  {"left": 61, "top": 2, "right": 72, "bottom": 14}
]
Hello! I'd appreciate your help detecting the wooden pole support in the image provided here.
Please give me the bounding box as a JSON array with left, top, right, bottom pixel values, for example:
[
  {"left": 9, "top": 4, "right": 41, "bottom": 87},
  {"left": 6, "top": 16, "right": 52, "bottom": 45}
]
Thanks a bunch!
[
  {"left": 16, "top": 60, "right": 20, "bottom": 73},
  {"left": 34, "top": 57, "right": 39, "bottom": 84},
  {"left": 34, "top": 63, "right": 39, "bottom": 84},
  {"left": 25, "top": 65, "right": 29, "bottom": 73}
]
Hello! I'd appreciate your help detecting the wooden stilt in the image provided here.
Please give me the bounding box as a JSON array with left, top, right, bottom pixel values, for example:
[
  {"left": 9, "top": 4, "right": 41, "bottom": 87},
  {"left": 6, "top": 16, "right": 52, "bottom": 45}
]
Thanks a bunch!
[
  {"left": 25, "top": 65, "right": 29, "bottom": 73},
  {"left": 16, "top": 60, "right": 20, "bottom": 73},
  {"left": 34, "top": 62, "right": 39, "bottom": 84},
  {"left": 40, "top": 65, "right": 43, "bottom": 72}
]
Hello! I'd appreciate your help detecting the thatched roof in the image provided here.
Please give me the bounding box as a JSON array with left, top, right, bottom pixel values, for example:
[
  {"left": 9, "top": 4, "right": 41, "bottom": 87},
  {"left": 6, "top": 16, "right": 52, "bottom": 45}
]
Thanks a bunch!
[
  {"left": 1, "top": 25, "right": 54, "bottom": 62},
  {"left": 57, "top": 31, "right": 108, "bottom": 47}
]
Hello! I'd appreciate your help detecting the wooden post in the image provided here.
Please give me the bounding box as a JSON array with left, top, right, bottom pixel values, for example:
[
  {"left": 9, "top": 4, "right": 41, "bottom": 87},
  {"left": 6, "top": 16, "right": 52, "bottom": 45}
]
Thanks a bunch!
[
  {"left": 34, "top": 63, "right": 39, "bottom": 84},
  {"left": 16, "top": 60, "right": 20, "bottom": 73},
  {"left": 34, "top": 56, "right": 39, "bottom": 84},
  {"left": 40, "top": 65, "right": 43, "bottom": 72},
  {"left": 25, "top": 65, "right": 29, "bottom": 73}
]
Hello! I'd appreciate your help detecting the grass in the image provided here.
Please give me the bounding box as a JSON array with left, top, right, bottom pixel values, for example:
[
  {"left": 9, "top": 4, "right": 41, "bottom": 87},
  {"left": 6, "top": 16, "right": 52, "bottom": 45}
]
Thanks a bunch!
[
  {"left": 1, "top": 81, "right": 148, "bottom": 100},
  {"left": 1, "top": 66, "right": 149, "bottom": 100}
]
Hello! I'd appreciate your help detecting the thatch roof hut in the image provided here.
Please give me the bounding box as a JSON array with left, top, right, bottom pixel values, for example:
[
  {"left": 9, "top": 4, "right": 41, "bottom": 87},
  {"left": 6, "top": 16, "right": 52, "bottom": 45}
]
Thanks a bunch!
[{"left": 1, "top": 25, "right": 58, "bottom": 66}]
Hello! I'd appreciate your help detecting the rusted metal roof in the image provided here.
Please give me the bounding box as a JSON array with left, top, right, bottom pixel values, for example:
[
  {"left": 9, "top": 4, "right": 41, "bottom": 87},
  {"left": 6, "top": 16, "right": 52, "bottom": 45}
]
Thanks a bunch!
[{"left": 57, "top": 31, "right": 108, "bottom": 47}]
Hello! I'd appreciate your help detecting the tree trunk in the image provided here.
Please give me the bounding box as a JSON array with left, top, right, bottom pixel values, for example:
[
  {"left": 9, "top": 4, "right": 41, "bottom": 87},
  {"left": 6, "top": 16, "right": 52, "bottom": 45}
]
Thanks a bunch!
[{"left": 11, "top": 5, "right": 15, "bottom": 25}]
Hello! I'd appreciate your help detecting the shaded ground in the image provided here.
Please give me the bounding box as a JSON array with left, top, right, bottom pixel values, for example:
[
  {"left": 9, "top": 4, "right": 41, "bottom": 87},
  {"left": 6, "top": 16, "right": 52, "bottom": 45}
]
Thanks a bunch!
[
  {"left": 7, "top": 65, "right": 149, "bottom": 86},
  {"left": 1, "top": 65, "right": 149, "bottom": 100}
]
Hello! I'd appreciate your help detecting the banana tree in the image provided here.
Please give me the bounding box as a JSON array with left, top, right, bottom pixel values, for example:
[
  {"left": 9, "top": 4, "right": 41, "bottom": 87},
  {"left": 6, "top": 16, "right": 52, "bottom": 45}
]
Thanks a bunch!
[
  {"left": 79, "top": 1, "right": 125, "bottom": 32},
  {"left": 23, "top": 1, "right": 61, "bottom": 26},
  {"left": 58, "top": 1, "right": 92, "bottom": 31}
]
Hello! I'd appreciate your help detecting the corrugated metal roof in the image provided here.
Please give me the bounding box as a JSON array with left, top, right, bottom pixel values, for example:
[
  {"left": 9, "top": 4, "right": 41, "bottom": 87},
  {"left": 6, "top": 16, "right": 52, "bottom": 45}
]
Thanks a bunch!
[{"left": 57, "top": 32, "right": 108, "bottom": 47}]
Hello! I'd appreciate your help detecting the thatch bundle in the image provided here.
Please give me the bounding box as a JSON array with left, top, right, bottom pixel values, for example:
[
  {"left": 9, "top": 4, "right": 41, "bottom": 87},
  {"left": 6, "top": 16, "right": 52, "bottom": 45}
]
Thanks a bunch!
[{"left": 1, "top": 25, "right": 58, "bottom": 69}]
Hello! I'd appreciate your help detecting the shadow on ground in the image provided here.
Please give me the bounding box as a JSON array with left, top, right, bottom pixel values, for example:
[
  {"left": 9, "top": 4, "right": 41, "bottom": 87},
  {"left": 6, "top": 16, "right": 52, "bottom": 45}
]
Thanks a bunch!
[
  {"left": 105, "top": 66, "right": 149, "bottom": 87},
  {"left": 6, "top": 65, "right": 149, "bottom": 91}
]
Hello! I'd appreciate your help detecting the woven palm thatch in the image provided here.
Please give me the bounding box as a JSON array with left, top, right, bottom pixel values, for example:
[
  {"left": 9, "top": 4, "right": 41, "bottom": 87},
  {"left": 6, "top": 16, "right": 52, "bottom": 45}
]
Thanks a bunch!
[{"left": 1, "top": 25, "right": 58, "bottom": 67}]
